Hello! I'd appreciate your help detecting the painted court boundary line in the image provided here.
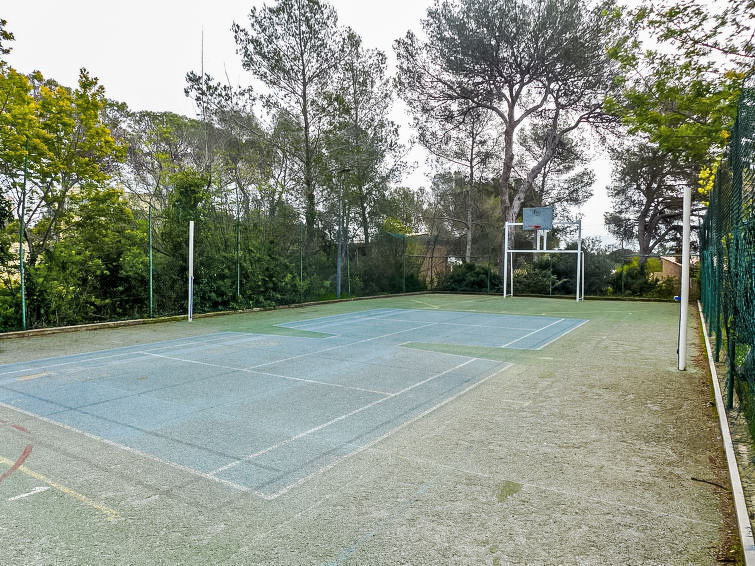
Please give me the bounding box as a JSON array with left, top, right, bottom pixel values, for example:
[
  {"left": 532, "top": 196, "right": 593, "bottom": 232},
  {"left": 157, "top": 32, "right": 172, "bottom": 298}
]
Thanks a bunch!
[
  {"left": 0, "top": 318, "right": 496, "bottom": 499},
  {"left": 285, "top": 308, "right": 580, "bottom": 332},
  {"left": 0, "top": 358, "right": 510, "bottom": 502},
  {"left": 304, "top": 315, "right": 567, "bottom": 332},
  {"left": 0, "top": 452, "right": 120, "bottom": 521},
  {"left": 500, "top": 318, "right": 564, "bottom": 348},
  {"left": 140, "top": 351, "right": 393, "bottom": 396},
  {"left": 281, "top": 308, "right": 398, "bottom": 329},
  {"left": 261, "top": 361, "right": 512, "bottom": 500},
  {"left": 0, "top": 319, "right": 448, "bottom": 500},
  {"left": 244, "top": 321, "right": 437, "bottom": 371},
  {"left": 208, "top": 358, "right": 478, "bottom": 476},
  {"left": 0, "top": 332, "right": 246, "bottom": 378},
  {"left": 0, "top": 309, "right": 583, "bottom": 500},
  {"left": 533, "top": 318, "right": 590, "bottom": 350},
  {"left": 698, "top": 302, "right": 755, "bottom": 563},
  {"left": 0, "top": 401, "right": 253, "bottom": 494}
]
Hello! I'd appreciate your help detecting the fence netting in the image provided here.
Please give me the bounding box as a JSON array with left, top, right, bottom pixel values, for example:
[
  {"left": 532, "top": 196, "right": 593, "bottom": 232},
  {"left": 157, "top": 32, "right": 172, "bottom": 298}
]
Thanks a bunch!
[{"left": 700, "top": 80, "right": 755, "bottom": 432}]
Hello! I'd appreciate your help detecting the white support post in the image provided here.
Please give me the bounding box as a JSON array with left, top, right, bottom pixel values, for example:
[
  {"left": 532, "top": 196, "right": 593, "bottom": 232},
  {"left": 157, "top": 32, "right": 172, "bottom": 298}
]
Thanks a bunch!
[
  {"left": 188, "top": 220, "right": 194, "bottom": 322},
  {"left": 503, "top": 222, "right": 509, "bottom": 297},
  {"left": 510, "top": 252, "right": 514, "bottom": 297},
  {"left": 678, "top": 183, "right": 692, "bottom": 370},
  {"left": 581, "top": 251, "right": 585, "bottom": 301},
  {"left": 575, "top": 219, "right": 582, "bottom": 302}
]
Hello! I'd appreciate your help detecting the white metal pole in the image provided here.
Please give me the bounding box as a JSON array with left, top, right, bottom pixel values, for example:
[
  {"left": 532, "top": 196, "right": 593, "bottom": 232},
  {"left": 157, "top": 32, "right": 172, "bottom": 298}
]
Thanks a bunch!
[
  {"left": 188, "top": 220, "right": 194, "bottom": 322},
  {"left": 576, "top": 218, "right": 582, "bottom": 301},
  {"left": 581, "top": 251, "right": 585, "bottom": 300},
  {"left": 336, "top": 178, "right": 343, "bottom": 298},
  {"left": 678, "top": 183, "right": 692, "bottom": 370},
  {"left": 503, "top": 222, "right": 509, "bottom": 297},
  {"left": 510, "top": 252, "right": 514, "bottom": 297}
]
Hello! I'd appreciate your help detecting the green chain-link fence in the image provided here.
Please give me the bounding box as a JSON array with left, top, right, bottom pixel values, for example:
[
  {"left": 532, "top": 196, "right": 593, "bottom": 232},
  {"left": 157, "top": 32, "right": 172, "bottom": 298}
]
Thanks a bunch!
[{"left": 700, "top": 80, "right": 755, "bottom": 433}]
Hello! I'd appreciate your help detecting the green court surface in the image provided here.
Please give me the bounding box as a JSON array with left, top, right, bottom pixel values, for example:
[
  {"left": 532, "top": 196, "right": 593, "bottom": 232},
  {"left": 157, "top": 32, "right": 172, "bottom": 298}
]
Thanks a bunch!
[{"left": 0, "top": 295, "right": 736, "bottom": 564}]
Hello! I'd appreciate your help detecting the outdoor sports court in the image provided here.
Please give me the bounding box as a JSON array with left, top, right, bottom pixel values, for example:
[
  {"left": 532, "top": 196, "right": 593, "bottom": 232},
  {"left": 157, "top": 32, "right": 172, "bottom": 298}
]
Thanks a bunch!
[
  {"left": 0, "top": 296, "right": 736, "bottom": 564},
  {"left": 0, "top": 308, "right": 584, "bottom": 499}
]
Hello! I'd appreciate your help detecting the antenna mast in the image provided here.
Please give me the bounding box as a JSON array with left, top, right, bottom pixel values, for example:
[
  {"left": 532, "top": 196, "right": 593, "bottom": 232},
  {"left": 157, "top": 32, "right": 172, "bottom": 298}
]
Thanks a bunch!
[{"left": 201, "top": 28, "right": 209, "bottom": 173}]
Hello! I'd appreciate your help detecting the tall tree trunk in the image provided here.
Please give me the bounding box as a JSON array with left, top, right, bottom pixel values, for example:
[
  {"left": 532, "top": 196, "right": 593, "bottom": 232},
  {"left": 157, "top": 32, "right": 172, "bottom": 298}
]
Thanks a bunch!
[
  {"left": 499, "top": 116, "right": 516, "bottom": 279},
  {"left": 359, "top": 189, "right": 370, "bottom": 247},
  {"left": 465, "top": 132, "right": 475, "bottom": 263},
  {"left": 465, "top": 192, "right": 472, "bottom": 263},
  {"left": 637, "top": 219, "right": 650, "bottom": 270},
  {"left": 301, "top": 84, "right": 316, "bottom": 250}
]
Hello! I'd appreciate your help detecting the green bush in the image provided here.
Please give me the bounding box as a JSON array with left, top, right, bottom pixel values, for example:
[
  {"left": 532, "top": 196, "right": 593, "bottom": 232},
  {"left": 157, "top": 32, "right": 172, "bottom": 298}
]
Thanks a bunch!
[
  {"left": 608, "top": 259, "right": 675, "bottom": 298},
  {"left": 439, "top": 262, "right": 501, "bottom": 293}
]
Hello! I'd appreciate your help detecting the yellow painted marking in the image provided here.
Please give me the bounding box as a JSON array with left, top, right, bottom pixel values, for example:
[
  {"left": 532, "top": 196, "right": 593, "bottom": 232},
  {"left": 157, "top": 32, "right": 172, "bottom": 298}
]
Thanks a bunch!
[
  {"left": 16, "top": 372, "right": 50, "bottom": 382},
  {"left": 0, "top": 455, "right": 120, "bottom": 521}
]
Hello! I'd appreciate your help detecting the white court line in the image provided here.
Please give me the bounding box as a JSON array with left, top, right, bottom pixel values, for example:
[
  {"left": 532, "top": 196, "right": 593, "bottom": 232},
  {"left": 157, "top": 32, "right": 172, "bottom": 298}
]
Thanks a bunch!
[
  {"left": 8, "top": 486, "right": 50, "bottom": 501},
  {"left": 0, "top": 351, "right": 135, "bottom": 378},
  {"left": 434, "top": 296, "right": 500, "bottom": 307},
  {"left": 281, "top": 311, "right": 402, "bottom": 332},
  {"left": 0, "top": 400, "right": 253, "bottom": 494},
  {"left": 140, "top": 333, "right": 263, "bottom": 353},
  {"left": 354, "top": 315, "right": 568, "bottom": 331},
  {"left": 500, "top": 318, "right": 564, "bottom": 348},
  {"left": 209, "top": 358, "right": 478, "bottom": 478},
  {"left": 244, "top": 322, "right": 436, "bottom": 370},
  {"left": 0, "top": 334, "right": 281, "bottom": 388},
  {"left": 0, "top": 336, "right": 507, "bottom": 500},
  {"left": 533, "top": 319, "right": 590, "bottom": 350},
  {"left": 0, "top": 332, "right": 239, "bottom": 377},
  {"left": 139, "top": 351, "right": 393, "bottom": 396},
  {"left": 411, "top": 298, "right": 441, "bottom": 309},
  {"left": 396, "top": 341, "right": 491, "bottom": 360},
  {"left": 281, "top": 309, "right": 402, "bottom": 330},
  {"left": 288, "top": 309, "right": 574, "bottom": 332},
  {"left": 281, "top": 309, "right": 395, "bottom": 328},
  {"left": 263, "top": 361, "right": 511, "bottom": 499}
]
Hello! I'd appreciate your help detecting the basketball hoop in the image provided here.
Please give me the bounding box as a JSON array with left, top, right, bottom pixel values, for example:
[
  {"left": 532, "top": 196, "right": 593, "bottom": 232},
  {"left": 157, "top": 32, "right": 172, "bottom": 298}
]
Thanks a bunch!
[
  {"left": 503, "top": 216, "right": 584, "bottom": 302},
  {"left": 523, "top": 207, "right": 553, "bottom": 231}
]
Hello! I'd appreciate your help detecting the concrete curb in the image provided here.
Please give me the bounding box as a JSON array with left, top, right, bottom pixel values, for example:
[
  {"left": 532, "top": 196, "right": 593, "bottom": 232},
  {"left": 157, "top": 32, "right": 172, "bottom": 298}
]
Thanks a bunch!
[
  {"left": 698, "top": 300, "right": 755, "bottom": 564},
  {"left": 0, "top": 291, "right": 429, "bottom": 340}
]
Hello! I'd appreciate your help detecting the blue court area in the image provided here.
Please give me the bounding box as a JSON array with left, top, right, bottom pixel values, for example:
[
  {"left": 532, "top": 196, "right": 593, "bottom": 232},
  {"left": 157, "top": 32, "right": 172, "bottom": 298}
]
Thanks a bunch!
[{"left": 0, "top": 308, "right": 585, "bottom": 498}]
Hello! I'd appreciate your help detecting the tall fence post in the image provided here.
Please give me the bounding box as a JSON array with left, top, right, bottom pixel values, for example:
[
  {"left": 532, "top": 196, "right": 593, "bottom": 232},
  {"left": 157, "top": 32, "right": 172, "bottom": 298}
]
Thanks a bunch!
[
  {"left": 677, "top": 183, "right": 692, "bottom": 370},
  {"left": 188, "top": 221, "right": 194, "bottom": 322},
  {"left": 148, "top": 204, "right": 153, "bottom": 318},
  {"left": 236, "top": 186, "right": 240, "bottom": 300},
  {"left": 402, "top": 234, "right": 406, "bottom": 293},
  {"left": 19, "top": 140, "right": 28, "bottom": 330}
]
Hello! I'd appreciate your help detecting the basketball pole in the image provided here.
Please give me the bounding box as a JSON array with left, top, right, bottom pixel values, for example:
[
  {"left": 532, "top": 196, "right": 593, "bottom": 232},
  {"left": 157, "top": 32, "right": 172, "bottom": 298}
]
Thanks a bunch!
[
  {"left": 503, "top": 222, "right": 509, "bottom": 297},
  {"left": 576, "top": 218, "right": 582, "bottom": 301}
]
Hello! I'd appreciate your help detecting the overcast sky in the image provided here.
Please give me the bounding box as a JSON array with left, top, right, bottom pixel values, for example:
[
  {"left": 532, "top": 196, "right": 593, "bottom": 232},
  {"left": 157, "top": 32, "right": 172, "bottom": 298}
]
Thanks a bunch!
[{"left": 3, "top": 0, "right": 612, "bottom": 238}]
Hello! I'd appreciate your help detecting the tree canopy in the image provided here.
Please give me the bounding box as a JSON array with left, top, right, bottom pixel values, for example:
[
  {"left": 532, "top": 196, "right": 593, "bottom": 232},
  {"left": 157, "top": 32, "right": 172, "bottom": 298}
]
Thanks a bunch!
[
  {"left": 395, "top": 0, "right": 625, "bottom": 275},
  {"left": 0, "top": 0, "right": 747, "bottom": 329}
]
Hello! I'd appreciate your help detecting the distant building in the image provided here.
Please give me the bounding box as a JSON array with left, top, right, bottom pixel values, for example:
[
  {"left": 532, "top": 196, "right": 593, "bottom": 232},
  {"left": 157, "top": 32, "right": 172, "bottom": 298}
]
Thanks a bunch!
[{"left": 653, "top": 256, "right": 699, "bottom": 296}]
